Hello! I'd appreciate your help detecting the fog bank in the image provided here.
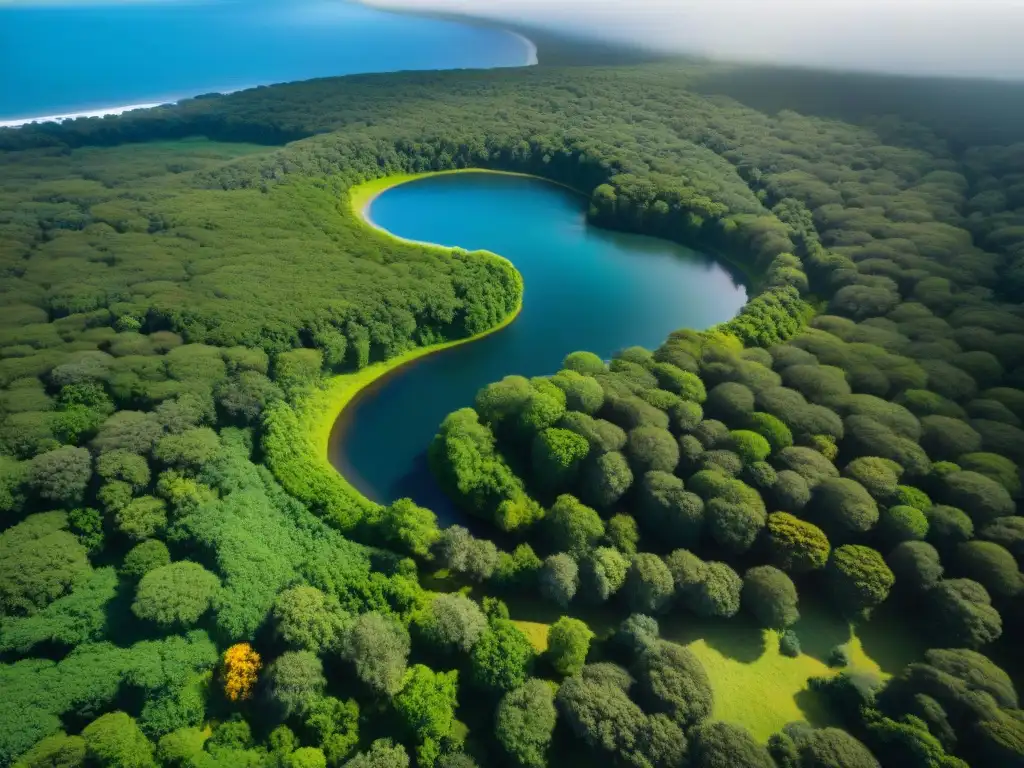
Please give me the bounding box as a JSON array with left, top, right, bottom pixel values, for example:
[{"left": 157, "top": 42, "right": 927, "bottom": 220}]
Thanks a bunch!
[{"left": 365, "top": 0, "right": 1024, "bottom": 80}]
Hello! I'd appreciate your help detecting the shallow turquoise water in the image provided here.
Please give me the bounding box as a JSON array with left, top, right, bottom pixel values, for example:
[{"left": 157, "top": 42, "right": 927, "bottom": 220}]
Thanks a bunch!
[
  {"left": 330, "top": 173, "right": 747, "bottom": 524},
  {"left": 0, "top": 0, "right": 529, "bottom": 121}
]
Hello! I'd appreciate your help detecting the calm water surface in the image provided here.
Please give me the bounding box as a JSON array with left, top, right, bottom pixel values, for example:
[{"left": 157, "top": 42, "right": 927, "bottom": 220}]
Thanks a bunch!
[
  {"left": 331, "top": 173, "right": 748, "bottom": 524},
  {"left": 0, "top": 0, "right": 529, "bottom": 121}
]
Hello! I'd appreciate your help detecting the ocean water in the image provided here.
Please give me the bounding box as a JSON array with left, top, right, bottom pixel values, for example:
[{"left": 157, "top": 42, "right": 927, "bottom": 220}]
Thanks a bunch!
[
  {"left": 0, "top": 0, "right": 532, "bottom": 122},
  {"left": 330, "top": 173, "right": 748, "bottom": 525}
]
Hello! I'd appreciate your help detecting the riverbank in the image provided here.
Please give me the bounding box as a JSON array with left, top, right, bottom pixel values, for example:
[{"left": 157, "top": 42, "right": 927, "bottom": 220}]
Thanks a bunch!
[{"left": 263, "top": 171, "right": 526, "bottom": 524}]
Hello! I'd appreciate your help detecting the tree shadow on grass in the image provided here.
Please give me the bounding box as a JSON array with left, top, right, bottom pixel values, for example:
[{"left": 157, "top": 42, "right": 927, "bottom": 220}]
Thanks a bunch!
[
  {"left": 856, "top": 600, "right": 927, "bottom": 675},
  {"left": 794, "top": 687, "right": 841, "bottom": 730},
  {"left": 791, "top": 595, "right": 852, "bottom": 666},
  {"left": 661, "top": 613, "right": 767, "bottom": 664}
]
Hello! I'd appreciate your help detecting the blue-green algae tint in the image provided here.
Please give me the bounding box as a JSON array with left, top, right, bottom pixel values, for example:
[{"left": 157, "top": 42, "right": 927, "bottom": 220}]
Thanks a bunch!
[{"left": 331, "top": 173, "right": 747, "bottom": 524}]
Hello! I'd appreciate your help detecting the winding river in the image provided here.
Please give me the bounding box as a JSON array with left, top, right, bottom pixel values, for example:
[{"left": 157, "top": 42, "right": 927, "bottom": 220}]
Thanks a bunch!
[{"left": 329, "top": 172, "right": 748, "bottom": 525}]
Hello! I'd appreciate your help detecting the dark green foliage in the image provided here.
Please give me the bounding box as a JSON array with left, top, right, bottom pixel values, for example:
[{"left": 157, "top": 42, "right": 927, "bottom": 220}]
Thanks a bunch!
[
  {"left": 705, "top": 382, "right": 756, "bottom": 424},
  {"left": 678, "top": 559, "right": 743, "bottom": 619},
  {"left": 26, "top": 447, "right": 91, "bottom": 507},
  {"left": 470, "top": 620, "right": 534, "bottom": 695},
  {"left": 623, "top": 554, "right": 675, "bottom": 614},
  {"left": 96, "top": 450, "right": 151, "bottom": 492},
  {"left": 579, "top": 547, "right": 629, "bottom": 604},
  {"left": 779, "top": 630, "right": 802, "bottom": 657},
  {"left": 772, "top": 469, "right": 812, "bottom": 512},
  {"left": 603, "top": 395, "right": 669, "bottom": 432},
  {"left": 636, "top": 471, "right": 704, "bottom": 549},
  {"left": 979, "top": 516, "right": 1024, "bottom": 563},
  {"left": 544, "top": 495, "right": 604, "bottom": 558},
  {"left": 940, "top": 471, "right": 1015, "bottom": 525},
  {"left": 693, "top": 419, "right": 731, "bottom": 449},
  {"left": 606, "top": 514, "right": 640, "bottom": 555},
  {"left": 558, "top": 413, "right": 626, "bottom": 454},
  {"left": 547, "top": 617, "right": 593, "bottom": 677},
  {"left": 926, "top": 505, "right": 975, "bottom": 550},
  {"left": 928, "top": 579, "right": 1002, "bottom": 648},
  {"left": 580, "top": 451, "right": 632, "bottom": 509},
  {"left": 826, "top": 545, "right": 894, "bottom": 618},
  {"left": 689, "top": 721, "right": 774, "bottom": 768},
  {"left": 808, "top": 478, "right": 879, "bottom": 540},
  {"left": 887, "top": 541, "right": 944, "bottom": 593},
  {"left": 494, "top": 680, "right": 556, "bottom": 768},
  {"left": 742, "top": 565, "right": 799, "bottom": 628},
  {"left": 775, "top": 446, "right": 839, "bottom": 487},
  {"left": 343, "top": 739, "right": 409, "bottom": 768},
  {"left": 539, "top": 554, "right": 578, "bottom": 608},
  {"left": 0, "top": 512, "right": 91, "bottom": 616},
  {"left": 920, "top": 416, "right": 983, "bottom": 461},
  {"left": 340, "top": 613, "right": 410, "bottom": 697},
  {"left": 925, "top": 648, "right": 1018, "bottom": 708},
  {"left": 954, "top": 541, "right": 1022, "bottom": 597},
  {"left": 554, "top": 676, "right": 649, "bottom": 766},
  {"left": 625, "top": 426, "right": 678, "bottom": 475},
  {"left": 706, "top": 497, "right": 766, "bottom": 554},
  {"left": 842, "top": 457, "right": 901, "bottom": 502},
  {"left": 531, "top": 428, "right": 590, "bottom": 492},
  {"left": 634, "top": 640, "right": 713, "bottom": 728},
  {"left": 793, "top": 727, "right": 879, "bottom": 768},
  {"left": 11, "top": 733, "right": 85, "bottom": 768},
  {"left": 958, "top": 452, "right": 1021, "bottom": 497}
]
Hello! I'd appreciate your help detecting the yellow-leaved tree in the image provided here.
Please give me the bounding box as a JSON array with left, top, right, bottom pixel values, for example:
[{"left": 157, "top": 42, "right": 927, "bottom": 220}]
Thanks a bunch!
[{"left": 222, "top": 642, "right": 262, "bottom": 702}]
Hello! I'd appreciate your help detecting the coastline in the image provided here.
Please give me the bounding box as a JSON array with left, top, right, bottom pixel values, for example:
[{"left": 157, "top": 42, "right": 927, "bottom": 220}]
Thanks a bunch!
[{"left": 0, "top": 14, "right": 538, "bottom": 130}]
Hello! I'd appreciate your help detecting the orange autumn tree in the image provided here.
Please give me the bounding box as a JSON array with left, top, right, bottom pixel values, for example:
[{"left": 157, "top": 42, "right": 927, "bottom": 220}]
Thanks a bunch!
[{"left": 222, "top": 642, "right": 262, "bottom": 702}]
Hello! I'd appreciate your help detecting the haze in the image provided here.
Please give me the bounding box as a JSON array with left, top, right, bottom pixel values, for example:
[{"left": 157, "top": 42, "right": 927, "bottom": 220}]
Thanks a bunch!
[{"left": 366, "top": 0, "right": 1024, "bottom": 80}]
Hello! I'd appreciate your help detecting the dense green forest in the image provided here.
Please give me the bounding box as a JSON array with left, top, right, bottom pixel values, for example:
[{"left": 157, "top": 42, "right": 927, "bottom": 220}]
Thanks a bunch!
[{"left": 2, "top": 50, "right": 1024, "bottom": 768}]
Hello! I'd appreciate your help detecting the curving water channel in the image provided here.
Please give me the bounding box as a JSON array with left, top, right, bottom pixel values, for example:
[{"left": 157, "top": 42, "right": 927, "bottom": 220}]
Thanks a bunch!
[{"left": 329, "top": 172, "right": 748, "bottom": 525}]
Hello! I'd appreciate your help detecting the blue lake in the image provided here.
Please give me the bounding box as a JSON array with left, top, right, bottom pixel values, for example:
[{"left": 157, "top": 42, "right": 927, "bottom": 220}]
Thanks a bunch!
[
  {"left": 330, "top": 172, "right": 748, "bottom": 524},
  {"left": 0, "top": 0, "right": 531, "bottom": 121}
]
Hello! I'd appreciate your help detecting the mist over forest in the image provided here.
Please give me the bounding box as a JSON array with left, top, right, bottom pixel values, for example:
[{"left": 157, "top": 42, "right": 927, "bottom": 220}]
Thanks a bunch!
[{"left": 366, "top": 0, "right": 1024, "bottom": 80}]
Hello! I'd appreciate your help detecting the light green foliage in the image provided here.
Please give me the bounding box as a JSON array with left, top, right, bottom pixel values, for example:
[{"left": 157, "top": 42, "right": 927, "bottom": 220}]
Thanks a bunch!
[
  {"left": 11, "top": 733, "right": 85, "bottom": 768},
  {"left": 340, "top": 613, "right": 410, "bottom": 698},
  {"left": 894, "top": 485, "right": 932, "bottom": 512},
  {"left": 272, "top": 585, "right": 348, "bottom": 653},
  {"left": 470, "top": 620, "right": 534, "bottom": 695},
  {"left": 121, "top": 541, "right": 171, "bottom": 580},
  {"left": 132, "top": 561, "right": 220, "bottom": 629},
  {"left": 843, "top": 457, "right": 902, "bottom": 502},
  {"left": 494, "top": 680, "right": 556, "bottom": 768},
  {"left": 394, "top": 665, "right": 458, "bottom": 768},
  {"left": 562, "top": 352, "right": 606, "bottom": 377},
  {"left": 544, "top": 494, "right": 604, "bottom": 557},
  {"left": 606, "top": 513, "right": 640, "bottom": 555},
  {"left": 418, "top": 594, "right": 487, "bottom": 655},
  {"left": 435, "top": 526, "right": 498, "bottom": 583},
  {"left": 878, "top": 506, "right": 930, "bottom": 547},
  {"left": 153, "top": 428, "right": 221, "bottom": 472},
  {"left": 115, "top": 496, "right": 168, "bottom": 541},
  {"left": 81, "top": 713, "right": 155, "bottom": 768},
  {"left": 379, "top": 498, "right": 439, "bottom": 559},
  {"left": 266, "top": 651, "right": 327, "bottom": 719},
  {"left": 550, "top": 370, "right": 604, "bottom": 414},
  {"left": 926, "top": 505, "right": 975, "bottom": 550},
  {"left": 728, "top": 430, "right": 772, "bottom": 464},
  {"left": 547, "top": 617, "right": 593, "bottom": 677},
  {"left": 96, "top": 450, "right": 151, "bottom": 492}
]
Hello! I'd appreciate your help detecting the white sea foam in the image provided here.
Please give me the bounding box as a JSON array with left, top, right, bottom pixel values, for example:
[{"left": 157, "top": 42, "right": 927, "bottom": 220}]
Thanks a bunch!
[{"left": 0, "top": 102, "right": 170, "bottom": 129}]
